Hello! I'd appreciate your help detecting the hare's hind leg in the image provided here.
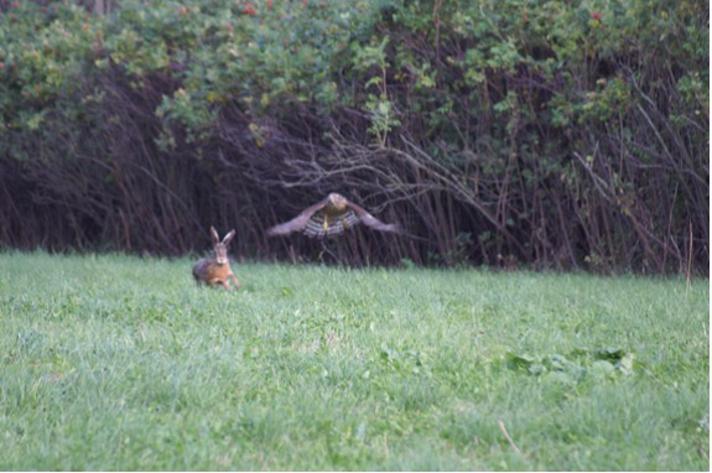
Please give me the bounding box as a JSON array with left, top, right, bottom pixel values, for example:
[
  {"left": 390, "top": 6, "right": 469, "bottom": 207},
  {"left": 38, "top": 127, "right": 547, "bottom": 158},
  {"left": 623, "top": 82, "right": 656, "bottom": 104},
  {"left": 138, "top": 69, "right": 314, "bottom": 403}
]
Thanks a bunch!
[{"left": 229, "top": 273, "right": 241, "bottom": 290}]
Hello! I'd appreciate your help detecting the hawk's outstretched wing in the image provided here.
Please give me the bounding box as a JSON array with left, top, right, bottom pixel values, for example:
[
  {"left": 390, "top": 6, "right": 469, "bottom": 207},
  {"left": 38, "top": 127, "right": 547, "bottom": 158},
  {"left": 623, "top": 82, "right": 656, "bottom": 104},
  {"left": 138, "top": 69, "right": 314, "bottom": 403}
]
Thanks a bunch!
[
  {"left": 346, "top": 200, "right": 401, "bottom": 234},
  {"left": 266, "top": 197, "right": 330, "bottom": 237}
]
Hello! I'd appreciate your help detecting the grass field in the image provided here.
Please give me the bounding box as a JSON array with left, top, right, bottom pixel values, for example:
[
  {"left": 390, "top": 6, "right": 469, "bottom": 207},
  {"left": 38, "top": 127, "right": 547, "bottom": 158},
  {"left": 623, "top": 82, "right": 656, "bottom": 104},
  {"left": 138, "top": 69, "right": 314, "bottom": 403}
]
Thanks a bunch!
[{"left": 0, "top": 252, "right": 708, "bottom": 470}]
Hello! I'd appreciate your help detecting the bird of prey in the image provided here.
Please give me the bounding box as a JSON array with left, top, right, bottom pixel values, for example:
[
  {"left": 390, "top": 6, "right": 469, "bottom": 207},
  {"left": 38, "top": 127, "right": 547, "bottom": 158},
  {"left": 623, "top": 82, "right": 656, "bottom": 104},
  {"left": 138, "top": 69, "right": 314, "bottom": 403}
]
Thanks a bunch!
[{"left": 266, "top": 192, "right": 400, "bottom": 238}]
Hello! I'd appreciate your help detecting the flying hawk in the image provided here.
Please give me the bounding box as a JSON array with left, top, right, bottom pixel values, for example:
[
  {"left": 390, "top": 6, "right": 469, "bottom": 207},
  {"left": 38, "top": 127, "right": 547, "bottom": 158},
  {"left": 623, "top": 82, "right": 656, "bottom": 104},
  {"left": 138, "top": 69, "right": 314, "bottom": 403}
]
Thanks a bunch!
[{"left": 267, "top": 193, "right": 400, "bottom": 238}]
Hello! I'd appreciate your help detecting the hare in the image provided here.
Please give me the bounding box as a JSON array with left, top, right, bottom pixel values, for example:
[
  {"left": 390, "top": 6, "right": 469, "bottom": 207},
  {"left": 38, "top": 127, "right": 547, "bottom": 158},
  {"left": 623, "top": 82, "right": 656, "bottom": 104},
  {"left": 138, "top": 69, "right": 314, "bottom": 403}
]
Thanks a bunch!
[{"left": 192, "top": 226, "right": 241, "bottom": 290}]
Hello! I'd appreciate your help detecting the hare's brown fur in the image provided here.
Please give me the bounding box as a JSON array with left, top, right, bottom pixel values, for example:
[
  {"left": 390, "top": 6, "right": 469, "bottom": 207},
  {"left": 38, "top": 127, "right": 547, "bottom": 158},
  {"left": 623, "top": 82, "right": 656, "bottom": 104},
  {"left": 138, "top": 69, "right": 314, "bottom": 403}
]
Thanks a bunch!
[
  {"left": 193, "top": 227, "right": 240, "bottom": 290},
  {"left": 192, "top": 259, "right": 239, "bottom": 289}
]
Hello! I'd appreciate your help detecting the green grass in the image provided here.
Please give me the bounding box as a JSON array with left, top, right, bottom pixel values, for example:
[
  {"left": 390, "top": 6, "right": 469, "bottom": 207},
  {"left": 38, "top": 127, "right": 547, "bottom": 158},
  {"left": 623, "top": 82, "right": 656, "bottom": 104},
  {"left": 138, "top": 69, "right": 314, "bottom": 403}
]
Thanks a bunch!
[{"left": 0, "top": 251, "right": 708, "bottom": 470}]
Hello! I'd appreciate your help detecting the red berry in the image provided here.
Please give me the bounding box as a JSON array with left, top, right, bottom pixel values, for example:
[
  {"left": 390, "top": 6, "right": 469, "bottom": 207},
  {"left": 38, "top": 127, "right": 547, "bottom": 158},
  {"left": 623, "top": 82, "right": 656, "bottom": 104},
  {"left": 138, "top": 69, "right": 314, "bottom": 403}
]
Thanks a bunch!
[{"left": 242, "top": 3, "right": 256, "bottom": 15}]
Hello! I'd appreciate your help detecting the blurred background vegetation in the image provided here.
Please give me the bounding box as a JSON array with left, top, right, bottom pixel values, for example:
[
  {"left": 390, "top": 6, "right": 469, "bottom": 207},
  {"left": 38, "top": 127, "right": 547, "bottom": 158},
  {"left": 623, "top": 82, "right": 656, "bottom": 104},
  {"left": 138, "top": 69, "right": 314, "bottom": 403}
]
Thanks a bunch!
[{"left": 0, "top": 0, "right": 707, "bottom": 273}]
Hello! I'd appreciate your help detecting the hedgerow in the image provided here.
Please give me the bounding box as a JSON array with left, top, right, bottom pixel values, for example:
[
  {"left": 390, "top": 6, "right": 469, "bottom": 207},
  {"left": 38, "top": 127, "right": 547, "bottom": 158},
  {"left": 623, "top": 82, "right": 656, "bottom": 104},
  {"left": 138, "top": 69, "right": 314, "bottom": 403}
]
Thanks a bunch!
[{"left": 0, "top": 0, "right": 707, "bottom": 272}]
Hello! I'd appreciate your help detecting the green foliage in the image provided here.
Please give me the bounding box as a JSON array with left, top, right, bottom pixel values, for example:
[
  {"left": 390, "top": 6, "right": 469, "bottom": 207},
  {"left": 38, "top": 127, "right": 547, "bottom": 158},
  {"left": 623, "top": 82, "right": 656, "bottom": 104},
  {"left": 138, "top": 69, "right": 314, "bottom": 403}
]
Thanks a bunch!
[
  {"left": 0, "top": 252, "right": 708, "bottom": 469},
  {"left": 0, "top": 0, "right": 384, "bottom": 140},
  {"left": 578, "top": 77, "right": 632, "bottom": 123},
  {"left": 0, "top": 3, "right": 97, "bottom": 134},
  {"left": 2, "top": 0, "right": 705, "bottom": 143}
]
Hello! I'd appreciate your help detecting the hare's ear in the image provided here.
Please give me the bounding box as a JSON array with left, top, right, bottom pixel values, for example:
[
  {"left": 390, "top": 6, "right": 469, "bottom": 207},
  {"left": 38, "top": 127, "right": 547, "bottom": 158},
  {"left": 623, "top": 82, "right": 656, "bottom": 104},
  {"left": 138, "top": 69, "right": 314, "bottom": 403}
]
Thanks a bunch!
[
  {"left": 210, "top": 226, "right": 220, "bottom": 245},
  {"left": 222, "top": 229, "right": 236, "bottom": 246}
]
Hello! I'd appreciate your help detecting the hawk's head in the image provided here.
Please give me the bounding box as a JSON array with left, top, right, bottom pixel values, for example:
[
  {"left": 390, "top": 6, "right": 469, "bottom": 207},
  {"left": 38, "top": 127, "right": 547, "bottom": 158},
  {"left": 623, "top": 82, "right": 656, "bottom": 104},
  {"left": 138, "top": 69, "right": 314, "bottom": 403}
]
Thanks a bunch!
[{"left": 327, "top": 192, "right": 348, "bottom": 210}]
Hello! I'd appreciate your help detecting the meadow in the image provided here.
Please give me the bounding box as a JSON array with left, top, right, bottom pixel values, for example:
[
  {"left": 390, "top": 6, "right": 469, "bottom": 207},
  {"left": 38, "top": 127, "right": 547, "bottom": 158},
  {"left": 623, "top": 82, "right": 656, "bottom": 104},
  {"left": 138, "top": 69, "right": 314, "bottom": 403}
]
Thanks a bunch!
[{"left": 0, "top": 252, "right": 708, "bottom": 470}]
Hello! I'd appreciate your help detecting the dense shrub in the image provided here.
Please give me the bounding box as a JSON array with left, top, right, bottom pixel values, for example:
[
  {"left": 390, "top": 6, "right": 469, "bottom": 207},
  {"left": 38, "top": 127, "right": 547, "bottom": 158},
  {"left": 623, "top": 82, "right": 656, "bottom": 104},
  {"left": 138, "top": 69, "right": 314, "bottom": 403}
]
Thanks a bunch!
[{"left": 0, "top": 0, "right": 707, "bottom": 273}]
